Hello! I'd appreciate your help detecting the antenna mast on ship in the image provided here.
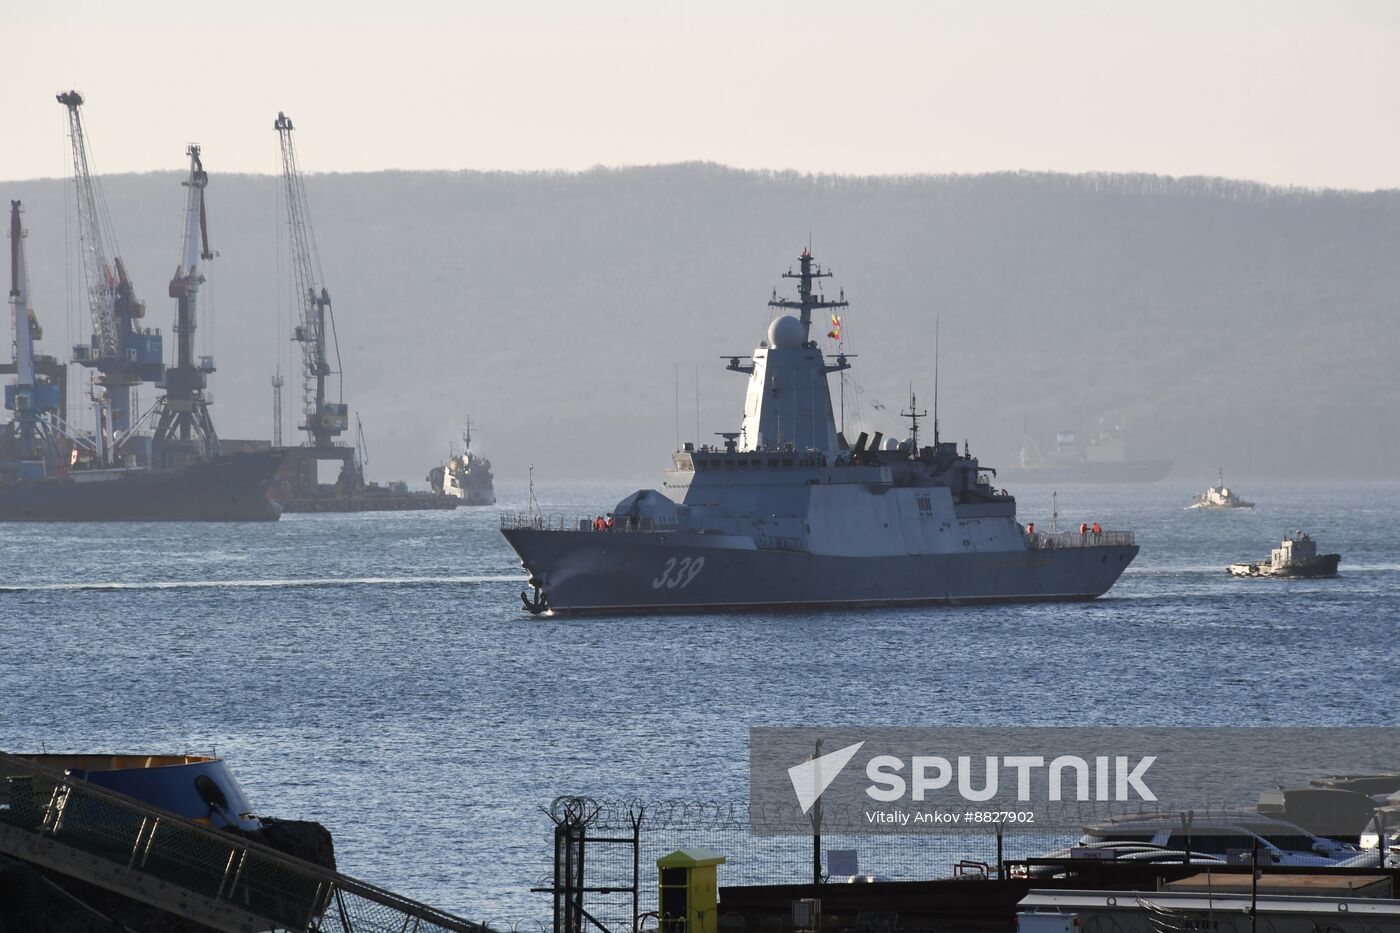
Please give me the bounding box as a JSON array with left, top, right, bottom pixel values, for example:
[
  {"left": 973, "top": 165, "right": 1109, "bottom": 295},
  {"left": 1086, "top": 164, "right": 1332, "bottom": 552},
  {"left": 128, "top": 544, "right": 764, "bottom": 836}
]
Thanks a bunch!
[
  {"left": 768, "top": 247, "right": 848, "bottom": 343},
  {"left": 933, "top": 315, "right": 940, "bottom": 446},
  {"left": 900, "top": 387, "right": 927, "bottom": 455}
]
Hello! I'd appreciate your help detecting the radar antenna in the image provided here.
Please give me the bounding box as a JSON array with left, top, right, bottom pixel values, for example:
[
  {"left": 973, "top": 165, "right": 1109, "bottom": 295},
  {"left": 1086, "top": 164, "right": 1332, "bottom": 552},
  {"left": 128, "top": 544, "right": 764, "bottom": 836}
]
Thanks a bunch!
[{"left": 768, "top": 247, "right": 848, "bottom": 342}]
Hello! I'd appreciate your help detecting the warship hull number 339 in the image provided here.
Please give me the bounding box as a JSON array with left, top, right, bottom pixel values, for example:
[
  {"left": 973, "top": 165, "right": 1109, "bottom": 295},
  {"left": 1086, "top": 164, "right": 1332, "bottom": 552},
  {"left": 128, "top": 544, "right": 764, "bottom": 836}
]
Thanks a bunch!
[{"left": 502, "top": 249, "right": 1138, "bottom": 614}]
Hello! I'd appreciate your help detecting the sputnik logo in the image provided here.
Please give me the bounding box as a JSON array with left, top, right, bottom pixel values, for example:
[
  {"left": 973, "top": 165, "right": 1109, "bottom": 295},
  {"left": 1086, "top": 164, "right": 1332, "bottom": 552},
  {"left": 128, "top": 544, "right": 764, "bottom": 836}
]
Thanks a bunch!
[{"left": 788, "top": 741, "right": 865, "bottom": 814}]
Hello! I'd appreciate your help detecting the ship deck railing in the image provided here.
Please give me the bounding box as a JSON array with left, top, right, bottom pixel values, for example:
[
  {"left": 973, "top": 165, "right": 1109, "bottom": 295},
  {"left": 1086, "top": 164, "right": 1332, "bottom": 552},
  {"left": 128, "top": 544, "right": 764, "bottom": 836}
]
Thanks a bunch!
[
  {"left": 0, "top": 751, "right": 492, "bottom": 933},
  {"left": 1028, "top": 530, "right": 1136, "bottom": 549},
  {"left": 501, "top": 512, "right": 669, "bottom": 533},
  {"left": 501, "top": 512, "right": 585, "bottom": 532}
]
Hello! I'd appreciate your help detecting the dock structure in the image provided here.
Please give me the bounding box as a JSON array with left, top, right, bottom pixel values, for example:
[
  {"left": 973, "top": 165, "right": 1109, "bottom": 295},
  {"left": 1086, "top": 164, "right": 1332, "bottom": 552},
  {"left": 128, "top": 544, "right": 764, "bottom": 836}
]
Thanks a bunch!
[{"left": 0, "top": 752, "right": 489, "bottom": 933}]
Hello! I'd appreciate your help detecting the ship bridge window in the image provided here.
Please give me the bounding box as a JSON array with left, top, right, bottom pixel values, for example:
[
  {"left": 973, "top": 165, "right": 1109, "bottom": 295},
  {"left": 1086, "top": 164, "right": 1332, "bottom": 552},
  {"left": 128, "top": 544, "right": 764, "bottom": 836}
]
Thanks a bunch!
[
  {"left": 768, "top": 459, "right": 779, "bottom": 467},
  {"left": 782, "top": 459, "right": 793, "bottom": 467}
]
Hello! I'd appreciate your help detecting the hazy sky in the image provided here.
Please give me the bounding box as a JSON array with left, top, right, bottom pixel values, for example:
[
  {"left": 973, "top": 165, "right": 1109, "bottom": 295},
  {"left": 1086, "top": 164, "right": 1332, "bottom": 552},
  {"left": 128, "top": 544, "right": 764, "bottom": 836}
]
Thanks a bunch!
[{"left": 3, "top": 0, "right": 1398, "bottom": 188}]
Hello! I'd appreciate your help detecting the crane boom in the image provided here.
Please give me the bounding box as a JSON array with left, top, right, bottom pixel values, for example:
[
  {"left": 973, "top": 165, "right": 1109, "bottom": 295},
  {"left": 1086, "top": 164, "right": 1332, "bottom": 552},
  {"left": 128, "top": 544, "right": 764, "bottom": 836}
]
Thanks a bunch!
[
  {"left": 56, "top": 91, "right": 118, "bottom": 362},
  {"left": 151, "top": 145, "right": 219, "bottom": 468},
  {"left": 10, "top": 201, "right": 35, "bottom": 387},
  {"left": 5, "top": 201, "right": 62, "bottom": 470},
  {"left": 274, "top": 111, "right": 345, "bottom": 448},
  {"left": 56, "top": 90, "right": 162, "bottom": 452}
]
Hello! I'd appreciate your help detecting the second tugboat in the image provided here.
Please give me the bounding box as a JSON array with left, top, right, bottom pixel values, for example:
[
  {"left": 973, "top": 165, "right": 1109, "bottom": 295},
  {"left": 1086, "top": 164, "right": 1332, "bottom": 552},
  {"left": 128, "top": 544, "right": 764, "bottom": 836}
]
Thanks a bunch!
[
  {"left": 502, "top": 248, "right": 1139, "bottom": 614},
  {"left": 428, "top": 419, "right": 496, "bottom": 505},
  {"left": 1189, "top": 468, "right": 1254, "bottom": 509},
  {"left": 1229, "top": 532, "right": 1340, "bottom": 578}
]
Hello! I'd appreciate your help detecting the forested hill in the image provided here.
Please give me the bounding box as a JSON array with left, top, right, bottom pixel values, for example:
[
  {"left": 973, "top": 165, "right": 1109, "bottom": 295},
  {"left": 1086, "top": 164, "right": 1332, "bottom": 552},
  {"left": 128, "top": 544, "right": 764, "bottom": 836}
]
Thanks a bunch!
[{"left": 7, "top": 164, "right": 1398, "bottom": 483}]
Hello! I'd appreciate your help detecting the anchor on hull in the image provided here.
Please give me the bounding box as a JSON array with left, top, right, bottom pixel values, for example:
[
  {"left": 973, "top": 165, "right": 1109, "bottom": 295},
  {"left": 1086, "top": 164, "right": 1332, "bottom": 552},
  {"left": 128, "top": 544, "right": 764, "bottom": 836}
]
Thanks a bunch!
[{"left": 520, "top": 581, "right": 549, "bottom": 615}]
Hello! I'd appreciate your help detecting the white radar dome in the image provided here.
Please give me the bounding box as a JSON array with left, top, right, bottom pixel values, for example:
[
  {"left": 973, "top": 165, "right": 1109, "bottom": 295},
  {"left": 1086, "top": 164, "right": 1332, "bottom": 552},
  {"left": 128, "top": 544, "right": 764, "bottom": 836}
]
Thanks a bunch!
[
  {"left": 883, "top": 437, "right": 901, "bottom": 451},
  {"left": 767, "top": 315, "right": 805, "bottom": 349}
]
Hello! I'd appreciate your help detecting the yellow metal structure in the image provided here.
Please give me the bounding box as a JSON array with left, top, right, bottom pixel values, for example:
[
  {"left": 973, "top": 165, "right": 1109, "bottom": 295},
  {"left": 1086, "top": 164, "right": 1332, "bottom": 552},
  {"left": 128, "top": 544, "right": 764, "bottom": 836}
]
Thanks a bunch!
[{"left": 657, "top": 848, "right": 725, "bottom": 933}]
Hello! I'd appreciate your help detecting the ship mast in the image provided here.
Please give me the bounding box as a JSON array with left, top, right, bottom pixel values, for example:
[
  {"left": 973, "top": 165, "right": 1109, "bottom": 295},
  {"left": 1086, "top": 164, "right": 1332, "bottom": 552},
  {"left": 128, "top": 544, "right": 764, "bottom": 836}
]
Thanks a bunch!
[
  {"left": 730, "top": 248, "right": 853, "bottom": 454},
  {"left": 768, "top": 247, "right": 848, "bottom": 343},
  {"left": 899, "top": 387, "right": 927, "bottom": 454}
]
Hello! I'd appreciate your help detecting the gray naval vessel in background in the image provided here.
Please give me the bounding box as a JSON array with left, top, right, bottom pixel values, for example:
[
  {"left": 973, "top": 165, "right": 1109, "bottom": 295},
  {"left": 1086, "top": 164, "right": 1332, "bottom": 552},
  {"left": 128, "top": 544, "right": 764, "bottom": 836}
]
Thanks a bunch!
[{"left": 502, "top": 248, "right": 1138, "bottom": 614}]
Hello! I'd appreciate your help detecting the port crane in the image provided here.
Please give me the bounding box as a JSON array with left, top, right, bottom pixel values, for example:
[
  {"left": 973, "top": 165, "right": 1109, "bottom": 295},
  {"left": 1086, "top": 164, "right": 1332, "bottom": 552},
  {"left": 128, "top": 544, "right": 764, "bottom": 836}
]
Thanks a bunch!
[
  {"left": 57, "top": 91, "right": 163, "bottom": 461},
  {"left": 273, "top": 111, "right": 347, "bottom": 450},
  {"left": 150, "top": 145, "right": 220, "bottom": 468},
  {"left": 2, "top": 201, "right": 63, "bottom": 474}
]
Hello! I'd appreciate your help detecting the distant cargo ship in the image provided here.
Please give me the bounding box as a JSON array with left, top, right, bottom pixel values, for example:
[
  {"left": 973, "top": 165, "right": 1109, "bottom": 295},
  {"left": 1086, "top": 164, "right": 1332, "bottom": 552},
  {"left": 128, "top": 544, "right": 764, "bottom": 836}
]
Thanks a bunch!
[
  {"left": 1000, "top": 422, "right": 1172, "bottom": 484},
  {"left": 0, "top": 450, "right": 285, "bottom": 522}
]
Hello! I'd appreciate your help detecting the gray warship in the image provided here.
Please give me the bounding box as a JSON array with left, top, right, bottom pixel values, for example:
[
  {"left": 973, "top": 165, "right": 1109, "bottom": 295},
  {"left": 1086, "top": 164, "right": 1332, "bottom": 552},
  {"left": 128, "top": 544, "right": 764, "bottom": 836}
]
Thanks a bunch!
[{"left": 502, "top": 248, "right": 1138, "bottom": 614}]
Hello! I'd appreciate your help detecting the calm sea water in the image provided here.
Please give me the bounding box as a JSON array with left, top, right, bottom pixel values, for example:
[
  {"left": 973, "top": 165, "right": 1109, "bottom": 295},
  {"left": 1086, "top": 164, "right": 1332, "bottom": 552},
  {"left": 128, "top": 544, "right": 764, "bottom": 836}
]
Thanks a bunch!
[{"left": 2, "top": 480, "right": 1397, "bottom": 920}]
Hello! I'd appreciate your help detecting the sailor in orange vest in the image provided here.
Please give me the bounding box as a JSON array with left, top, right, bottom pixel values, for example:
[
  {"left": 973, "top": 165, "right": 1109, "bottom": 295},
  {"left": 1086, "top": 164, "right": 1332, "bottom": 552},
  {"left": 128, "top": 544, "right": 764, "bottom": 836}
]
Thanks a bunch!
[
  {"left": 593, "top": 516, "right": 605, "bottom": 531},
  {"left": 1079, "top": 521, "right": 1088, "bottom": 536},
  {"left": 1091, "top": 521, "right": 1102, "bottom": 540}
]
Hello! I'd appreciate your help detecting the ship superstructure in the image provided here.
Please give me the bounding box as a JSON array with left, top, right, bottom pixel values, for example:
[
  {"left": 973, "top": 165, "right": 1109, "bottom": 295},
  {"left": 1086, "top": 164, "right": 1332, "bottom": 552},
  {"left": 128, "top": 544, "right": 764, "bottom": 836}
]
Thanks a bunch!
[{"left": 502, "top": 248, "right": 1138, "bottom": 614}]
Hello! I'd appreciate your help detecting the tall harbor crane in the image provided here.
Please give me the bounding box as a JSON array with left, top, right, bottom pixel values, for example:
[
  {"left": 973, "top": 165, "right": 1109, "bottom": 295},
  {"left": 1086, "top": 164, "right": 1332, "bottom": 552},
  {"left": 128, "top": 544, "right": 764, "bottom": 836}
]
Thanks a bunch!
[
  {"left": 273, "top": 111, "right": 347, "bottom": 449},
  {"left": 57, "top": 91, "right": 163, "bottom": 458},
  {"left": 151, "top": 145, "right": 219, "bottom": 468},
  {"left": 3, "top": 201, "right": 62, "bottom": 474}
]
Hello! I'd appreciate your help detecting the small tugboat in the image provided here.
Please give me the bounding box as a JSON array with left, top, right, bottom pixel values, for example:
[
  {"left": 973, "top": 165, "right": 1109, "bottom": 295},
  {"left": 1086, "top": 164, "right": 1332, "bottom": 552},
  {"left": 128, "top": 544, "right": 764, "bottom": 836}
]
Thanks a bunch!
[
  {"left": 428, "top": 419, "right": 495, "bottom": 505},
  {"left": 1190, "top": 468, "right": 1254, "bottom": 509},
  {"left": 1228, "top": 532, "right": 1340, "bottom": 578}
]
